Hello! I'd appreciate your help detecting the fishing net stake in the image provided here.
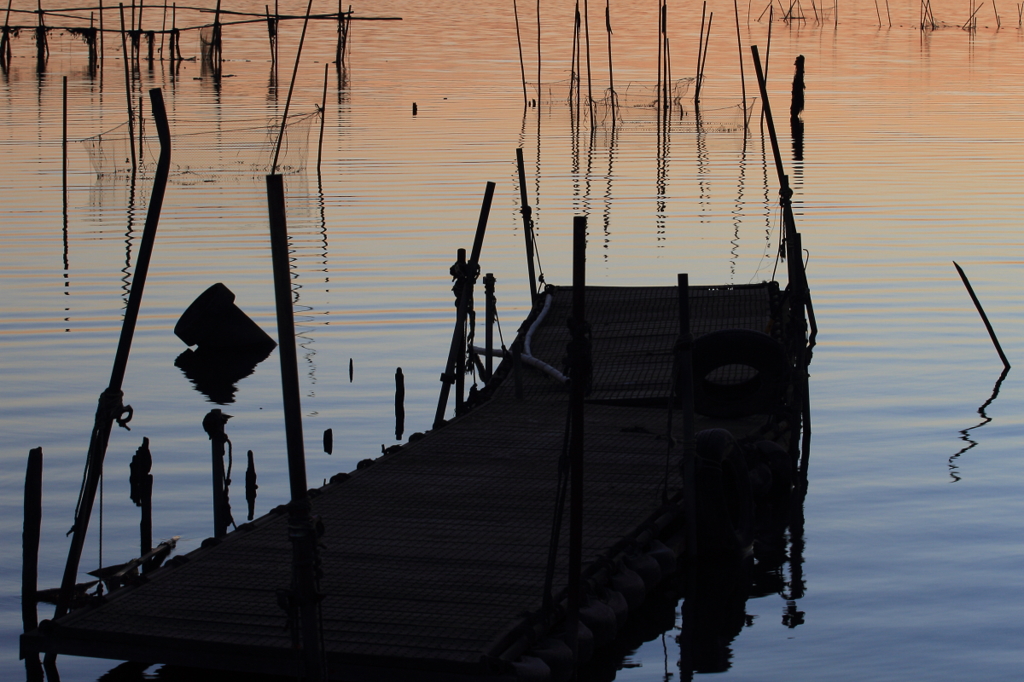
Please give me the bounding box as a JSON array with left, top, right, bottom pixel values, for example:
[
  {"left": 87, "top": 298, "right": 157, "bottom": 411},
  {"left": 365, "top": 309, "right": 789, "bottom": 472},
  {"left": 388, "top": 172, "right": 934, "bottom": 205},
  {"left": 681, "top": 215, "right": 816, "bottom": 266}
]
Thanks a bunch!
[{"left": 54, "top": 88, "right": 170, "bottom": 622}]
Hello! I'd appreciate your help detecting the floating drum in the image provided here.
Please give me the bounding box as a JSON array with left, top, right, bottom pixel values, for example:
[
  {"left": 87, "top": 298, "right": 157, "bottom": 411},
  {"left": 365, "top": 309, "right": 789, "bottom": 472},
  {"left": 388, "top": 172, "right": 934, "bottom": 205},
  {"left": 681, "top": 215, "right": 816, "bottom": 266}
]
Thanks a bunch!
[{"left": 175, "top": 283, "right": 277, "bottom": 353}]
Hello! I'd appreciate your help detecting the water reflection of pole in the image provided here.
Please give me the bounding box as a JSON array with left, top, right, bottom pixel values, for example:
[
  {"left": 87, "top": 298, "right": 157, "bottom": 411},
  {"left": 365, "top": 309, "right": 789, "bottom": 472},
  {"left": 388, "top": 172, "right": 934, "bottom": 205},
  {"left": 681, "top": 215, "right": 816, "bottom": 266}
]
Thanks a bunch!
[
  {"left": 948, "top": 366, "right": 1009, "bottom": 482},
  {"left": 601, "top": 116, "right": 618, "bottom": 259},
  {"left": 729, "top": 138, "right": 747, "bottom": 282}
]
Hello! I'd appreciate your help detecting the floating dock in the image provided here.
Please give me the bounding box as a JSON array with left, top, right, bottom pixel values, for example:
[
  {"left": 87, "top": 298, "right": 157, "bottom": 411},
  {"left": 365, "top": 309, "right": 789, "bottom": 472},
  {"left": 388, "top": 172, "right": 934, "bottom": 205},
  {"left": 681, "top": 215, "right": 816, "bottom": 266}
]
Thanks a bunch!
[{"left": 23, "top": 280, "right": 810, "bottom": 681}]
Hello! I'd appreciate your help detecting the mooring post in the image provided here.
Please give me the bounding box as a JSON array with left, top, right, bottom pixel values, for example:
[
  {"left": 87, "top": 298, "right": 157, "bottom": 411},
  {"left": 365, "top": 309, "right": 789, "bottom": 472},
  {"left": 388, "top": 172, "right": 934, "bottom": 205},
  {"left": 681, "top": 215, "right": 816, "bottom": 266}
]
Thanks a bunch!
[
  {"left": 266, "top": 173, "right": 327, "bottom": 682},
  {"left": 23, "top": 448, "right": 42, "bottom": 634},
  {"left": 484, "top": 273, "right": 495, "bottom": 380},
  {"left": 203, "top": 410, "right": 232, "bottom": 539},
  {"left": 677, "top": 274, "right": 698, "bottom": 559},
  {"left": 54, "top": 88, "right": 169, "bottom": 621},
  {"left": 566, "top": 215, "right": 587, "bottom": 663},
  {"left": 245, "top": 450, "right": 257, "bottom": 521},
  {"left": 454, "top": 248, "right": 468, "bottom": 416},
  {"left": 128, "top": 437, "right": 153, "bottom": 569},
  {"left": 395, "top": 367, "right": 405, "bottom": 441},
  {"left": 515, "top": 148, "right": 538, "bottom": 302},
  {"left": 433, "top": 182, "right": 495, "bottom": 428}
]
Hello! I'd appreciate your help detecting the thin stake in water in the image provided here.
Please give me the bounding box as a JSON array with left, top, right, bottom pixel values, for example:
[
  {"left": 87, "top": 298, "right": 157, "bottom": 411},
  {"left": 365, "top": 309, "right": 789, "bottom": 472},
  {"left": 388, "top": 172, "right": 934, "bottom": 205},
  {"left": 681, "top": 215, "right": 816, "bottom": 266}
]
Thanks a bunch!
[{"left": 953, "top": 261, "right": 1010, "bottom": 369}]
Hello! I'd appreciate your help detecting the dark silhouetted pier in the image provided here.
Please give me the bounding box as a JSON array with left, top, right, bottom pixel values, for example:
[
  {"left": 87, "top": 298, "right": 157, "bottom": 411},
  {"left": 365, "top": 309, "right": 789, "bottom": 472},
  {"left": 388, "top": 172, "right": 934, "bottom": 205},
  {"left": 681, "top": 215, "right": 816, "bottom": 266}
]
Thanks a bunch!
[{"left": 23, "top": 281, "right": 806, "bottom": 680}]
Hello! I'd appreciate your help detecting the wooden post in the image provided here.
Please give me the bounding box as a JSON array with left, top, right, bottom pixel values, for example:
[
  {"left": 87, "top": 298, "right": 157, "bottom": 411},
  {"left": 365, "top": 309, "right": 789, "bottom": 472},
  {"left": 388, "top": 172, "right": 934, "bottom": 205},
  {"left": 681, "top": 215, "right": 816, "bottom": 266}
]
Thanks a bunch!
[
  {"left": 677, "top": 274, "right": 697, "bottom": 559},
  {"left": 454, "top": 247, "right": 467, "bottom": 416},
  {"left": 1, "top": 0, "right": 12, "bottom": 73},
  {"left": 203, "top": 410, "right": 231, "bottom": 539},
  {"left": 266, "top": 172, "right": 327, "bottom": 681},
  {"left": 129, "top": 437, "right": 153, "bottom": 570},
  {"left": 512, "top": 341, "right": 523, "bottom": 399},
  {"left": 515, "top": 148, "right": 537, "bottom": 301},
  {"left": 245, "top": 450, "right": 257, "bottom": 521},
  {"left": 54, "top": 89, "right": 170, "bottom": 621},
  {"left": 23, "top": 448, "right": 42, "bottom": 633},
  {"left": 566, "top": 215, "right": 587, "bottom": 663},
  {"left": 395, "top": 368, "right": 405, "bottom": 441},
  {"left": 484, "top": 273, "right": 495, "bottom": 380}
]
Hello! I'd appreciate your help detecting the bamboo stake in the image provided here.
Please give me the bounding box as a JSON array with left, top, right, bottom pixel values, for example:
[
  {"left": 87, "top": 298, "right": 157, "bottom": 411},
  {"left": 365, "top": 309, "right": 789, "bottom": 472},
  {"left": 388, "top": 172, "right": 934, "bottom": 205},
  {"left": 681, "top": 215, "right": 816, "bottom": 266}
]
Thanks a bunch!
[
  {"left": 514, "top": 0, "right": 528, "bottom": 108},
  {"left": 695, "top": 1, "right": 706, "bottom": 104},
  {"left": 271, "top": 0, "right": 314, "bottom": 175},
  {"left": 734, "top": 0, "right": 747, "bottom": 132},
  {"left": 605, "top": 0, "right": 615, "bottom": 120},
  {"left": 119, "top": 4, "right": 137, "bottom": 173},
  {"left": 316, "top": 62, "right": 328, "bottom": 175},
  {"left": 953, "top": 262, "right": 1011, "bottom": 369},
  {"left": 62, "top": 76, "right": 68, "bottom": 215}
]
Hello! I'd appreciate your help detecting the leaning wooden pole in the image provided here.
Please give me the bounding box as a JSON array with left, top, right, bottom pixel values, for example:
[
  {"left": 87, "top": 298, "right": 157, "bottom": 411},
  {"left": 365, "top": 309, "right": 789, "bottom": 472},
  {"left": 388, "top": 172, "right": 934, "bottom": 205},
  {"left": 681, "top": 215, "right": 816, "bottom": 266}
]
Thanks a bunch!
[
  {"left": 54, "top": 88, "right": 170, "bottom": 621},
  {"left": 515, "top": 147, "right": 538, "bottom": 301},
  {"left": 433, "top": 182, "right": 496, "bottom": 429},
  {"left": 953, "top": 261, "right": 1011, "bottom": 369},
  {"left": 266, "top": 172, "right": 327, "bottom": 682}
]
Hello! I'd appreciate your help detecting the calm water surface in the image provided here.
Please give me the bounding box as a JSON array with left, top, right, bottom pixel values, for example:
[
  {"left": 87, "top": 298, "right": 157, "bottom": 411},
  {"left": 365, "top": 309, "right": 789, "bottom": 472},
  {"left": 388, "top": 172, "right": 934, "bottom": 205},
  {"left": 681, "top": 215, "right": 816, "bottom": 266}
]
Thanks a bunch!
[{"left": 1, "top": 0, "right": 1023, "bottom": 679}]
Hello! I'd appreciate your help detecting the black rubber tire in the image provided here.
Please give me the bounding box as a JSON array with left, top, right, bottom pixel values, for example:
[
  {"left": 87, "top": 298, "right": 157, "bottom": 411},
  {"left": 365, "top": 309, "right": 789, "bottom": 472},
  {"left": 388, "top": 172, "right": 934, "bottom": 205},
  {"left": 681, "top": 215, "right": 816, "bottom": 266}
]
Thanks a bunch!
[
  {"left": 694, "top": 428, "right": 755, "bottom": 559},
  {"left": 692, "top": 329, "right": 788, "bottom": 418}
]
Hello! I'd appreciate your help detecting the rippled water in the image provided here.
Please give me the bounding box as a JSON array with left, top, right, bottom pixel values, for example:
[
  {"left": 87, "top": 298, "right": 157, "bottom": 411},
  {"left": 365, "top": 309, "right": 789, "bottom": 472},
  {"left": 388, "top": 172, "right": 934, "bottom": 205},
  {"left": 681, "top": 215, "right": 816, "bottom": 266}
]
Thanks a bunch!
[{"left": 2, "top": 0, "right": 1023, "bottom": 679}]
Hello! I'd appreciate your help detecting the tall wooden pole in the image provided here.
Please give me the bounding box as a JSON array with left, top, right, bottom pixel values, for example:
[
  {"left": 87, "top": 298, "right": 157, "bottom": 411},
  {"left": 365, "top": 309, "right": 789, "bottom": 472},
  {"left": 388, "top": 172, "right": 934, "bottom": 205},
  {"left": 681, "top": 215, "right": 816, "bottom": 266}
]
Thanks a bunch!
[
  {"left": 266, "top": 173, "right": 326, "bottom": 681},
  {"left": 566, "top": 215, "right": 586, "bottom": 662}
]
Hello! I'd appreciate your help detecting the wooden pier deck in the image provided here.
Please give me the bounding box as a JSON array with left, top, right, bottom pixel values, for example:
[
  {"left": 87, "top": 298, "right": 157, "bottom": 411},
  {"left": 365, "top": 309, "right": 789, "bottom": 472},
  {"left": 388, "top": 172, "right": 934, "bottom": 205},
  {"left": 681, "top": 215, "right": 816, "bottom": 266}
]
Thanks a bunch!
[{"left": 24, "top": 281, "right": 799, "bottom": 681}]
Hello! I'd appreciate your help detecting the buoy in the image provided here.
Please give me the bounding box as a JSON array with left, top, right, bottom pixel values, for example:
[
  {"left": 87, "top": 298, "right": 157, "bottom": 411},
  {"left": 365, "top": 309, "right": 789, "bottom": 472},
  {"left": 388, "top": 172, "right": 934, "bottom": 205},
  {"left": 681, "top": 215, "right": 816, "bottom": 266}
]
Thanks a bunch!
[
  {"left": 579, "top": 596, "right": 617, "bottom": 646},
  {"left": 599, "top": 586, "right": 629, "bottom": 631},
  {"left": 610, "top": 567, "right": 646, "bottom": 613},
  {"left": 174, "top": 283, "right": 276, "bottom": 353},
  {"left": 624, "top": 550, "right": 662, "bottom": 592},
  {"left": 512, "top": 655, "right": 550, "bottom": 682},
  {"left": 531, "top": 639, "right": 572, "bottom": 682},
  {"left": 647, "top": 539, "right": 677, "bottom": 577}
]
